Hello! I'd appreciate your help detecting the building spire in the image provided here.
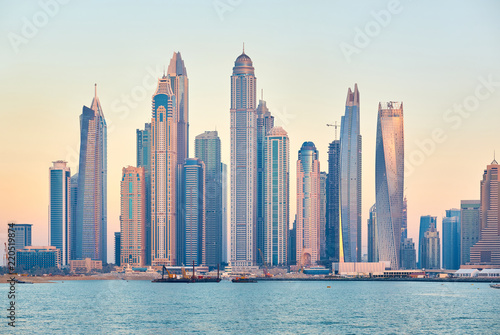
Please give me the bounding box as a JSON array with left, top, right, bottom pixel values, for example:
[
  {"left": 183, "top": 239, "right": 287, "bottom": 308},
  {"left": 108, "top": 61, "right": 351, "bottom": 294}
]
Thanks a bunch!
[
  {"left": 243, "top": 42, "right": 245, "bottom": 54},
  {"left": 261, "top": 89, "right": 263, "bottom": 101},
  {"left": 94, "top": 83, "right": 97, "bottom": 98},
  {"left": 493, "top": 150, "right": 498, "bottom": 165}
]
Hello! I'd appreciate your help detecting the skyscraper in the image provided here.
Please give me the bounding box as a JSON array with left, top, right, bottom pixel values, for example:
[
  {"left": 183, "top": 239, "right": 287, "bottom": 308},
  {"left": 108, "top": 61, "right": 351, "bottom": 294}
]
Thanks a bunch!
[
  {"left": 296, "top": 142, "right": 321, "bottom": 266},
  {"left": 195, "top": 131, "right": 222, "bottom": 267},
  {"left": 422, "top": 227, "right": 440, "bottom": 270},
  {"left": 230, "top": 48, "right": 257, "bottom": 267},
  {"left": 288, "top": 215, "right": 297, "bottom": 266},
  {"left": 167, "top": 52, "right": 189, "bottom": 268},
  {"left": 13, "top": 224, "right": 32, "bottom": 251},
  {"left": 402, "top": 196, "right": 408, "bottom": 240},
  {"left": 49, "top": 160, "right": 71, "bottom": 266},
  {"left": 319, "top": 172, "right": 327, "bottom": 260},
  {"left": 418, "top": 215, "right": 437, "bottom": 268},
  {"left": 75, "top": 85, "right": 107, "bottom": 263},
  {"left": 137, "top": 123, "right": 151, "bottom": 265},
  {"left": 151, "top": 75, "right": 177, "bottom": 266},
  {"left": 263, "top": 126, "right": 289, "bottom": 266},
  {"left": 114, "top": 232, "right": 121, "bottom": 266},
  {"left": 183, "top": 158, "right": 205, "bottom": 266},
  {"left": 256, "top": 97, "right": 274, "bottom": 264},
  {"left": 70, "top": 173, "right": 78, "bottom": 260},
  {"left": 120, "top": 166, "right": 146, "bottom": 267},
  {"left": 442, "top": 209, "right": 461, "bottom": 270},
  {"left": 400, "top": 238, "right": 416, "bottom": 269},
  {"left": 460, "top": 200, "right": 480, "bottom": 265},
  {"left": 375, "top": 101, "right": 404, "bottom": 270},
  {"left": 340, "top": 84, "right": 362, "bottom": 262},
  {"left": 367, "top": 204, "right": 378, "bottom": 262},
  {"left": 221, "top": 162, "right": 228, "bottom": 264},
  {"left": 470, "top": 159, "right": 500, "bottom": 264},
  {"left": 326, "top": 140, "right": 341, "bottom": 262}
]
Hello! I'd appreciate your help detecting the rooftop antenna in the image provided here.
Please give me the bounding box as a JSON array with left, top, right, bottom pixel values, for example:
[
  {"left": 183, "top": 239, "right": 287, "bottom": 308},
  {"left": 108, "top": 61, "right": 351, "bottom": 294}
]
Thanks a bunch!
[
  {"left": 261, "top": 89, "right": 263, "bottom": 101},
  {"left": 243, "top": 42, "right": 245, "bottom": 53},
  {"left": 94, "top": 83, "right": 97, "bottom": 97},
  {"left": 326, "top": 121, "right": 340, "bottom": 140},
  {"left": 163, "top": 66, "right": 166, "bottom": 77}
]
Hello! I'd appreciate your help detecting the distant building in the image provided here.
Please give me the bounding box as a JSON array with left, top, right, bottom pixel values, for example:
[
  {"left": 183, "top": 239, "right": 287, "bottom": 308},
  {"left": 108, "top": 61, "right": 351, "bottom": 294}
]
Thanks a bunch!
[
  {"left": 418, "top": 215, "right": 437, "bottom": 268},
  {"left": 49, "top": 160, "right": 71, "bottom": 266},
  {"left": 340, "top": 84, "right": 362, "bottom": 262},
  {"left": 70, "top": 258, "right": 102, "bottom": 273},
  {"left": 296, "top": 142, "right": 321, "bottom": 266},
  {"left": 16, "top": 246, "right": 60, "bottom": 269},
  {"left": 402, "top": 196, "right": 408, "bottom": 240},
  {"left": 136, "top": 123, "right": 151, "bottom": 265},
  {"left": 288, "top": 215, "right": 297, "bottom": 266},
  {"left": 263, "top": 127, "right": 289, "bottom": 266},
  {"left": 375, "top": 102, "right": 404, "bottom": 270},
  {"left": 470, "top": 159, "right": 500, "bottom": 265},
  {"left": 461, "top": 200, "right": 480, "bottom": 265},
  {"left": 221, "top": 162, "right": 228, "bottom": 263},
  {"left": 442, "top": 209, "right": 461, "bottom": 270},
  {"left": 319, "top": 172, "right": 327, "bottom": 260},
  {"left": 400, "top": 238, "right": 416, "bottom": 269},
  {"left": 120, "top": 166, "right": 146, "bottom": 267},
  {"left": 69, "top": 173, "right": 78, "bottom": 260},
  {"left": 367, "top": 204, "right": 378, "bottom": 262},
  {"left": 195, "top": 131, "right": 222, "bottom": 267},
  {"left": 114, "top": 232, "right": 121, "bottom": 266},
  {"left": 13, "top": 224, "right": 32, "bottom": 251},
  {"left": 422, "top": 227, "right": 440, "bottom": 270},
  {"left": 183, "top": 158, "right": 206, "bottom": 266},
  {"left": 326, "top": 139, "right": 340, "bottom": 262}
]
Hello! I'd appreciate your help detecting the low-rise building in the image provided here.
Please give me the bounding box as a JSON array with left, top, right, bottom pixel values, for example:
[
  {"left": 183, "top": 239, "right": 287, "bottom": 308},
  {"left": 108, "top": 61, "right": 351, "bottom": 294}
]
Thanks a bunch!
[
  {"left": 453, "top": 269, "right": 479, "bottom": 277},
  {"left": 16, "top": 246, "right": 60, "bottom": 269},
  {"left": 70, "top": 258, "right": 103, "bottom": 273},
  {"left": 478, "top": 269, "right": 500, "bottom": 277}
]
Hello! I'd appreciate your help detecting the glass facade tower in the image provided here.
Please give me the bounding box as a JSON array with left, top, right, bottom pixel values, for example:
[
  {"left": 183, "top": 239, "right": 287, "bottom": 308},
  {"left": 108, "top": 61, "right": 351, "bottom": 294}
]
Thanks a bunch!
[{"left": 375, "top": 101, "right": 404, "bottom": 270}]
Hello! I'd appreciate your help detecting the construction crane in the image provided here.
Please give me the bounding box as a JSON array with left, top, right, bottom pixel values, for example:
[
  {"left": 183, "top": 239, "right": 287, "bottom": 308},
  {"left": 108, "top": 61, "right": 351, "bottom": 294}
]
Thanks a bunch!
[
  {"left": 326, "top": 121, "right": 340, "bottom": 140},
  {"left": 258, "top": 248, "right": 272, "bottom": 277}
]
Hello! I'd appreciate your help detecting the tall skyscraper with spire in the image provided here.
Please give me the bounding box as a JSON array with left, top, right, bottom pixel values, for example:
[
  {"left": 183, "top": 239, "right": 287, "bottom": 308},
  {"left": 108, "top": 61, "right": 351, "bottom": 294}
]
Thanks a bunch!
[
  {"left": 230, "top": 47, "right": 257, "bottom": 267},
  {"left": 375, "top": 101, "right": 404, "bottom": 270},
  {"left": 339, "top": 84, "right": 362, "bottom": 262},
  {"left": 326, "top": 139, "right": 341, "bottom": 262},
  {"left": 256, "top": 95, "right": 274, "bottom": 264},
  {"left": 151, "top": 75, "right": 177, "bottom": 266},
  {"left": 137, "top": 123, "right": 151, "bottom": 265},
  {"left": 296, "top": 142, "right": 321, "bottom": 267},
  {"left": 75, "top": 85, "right": 107, "bottom": 263}
]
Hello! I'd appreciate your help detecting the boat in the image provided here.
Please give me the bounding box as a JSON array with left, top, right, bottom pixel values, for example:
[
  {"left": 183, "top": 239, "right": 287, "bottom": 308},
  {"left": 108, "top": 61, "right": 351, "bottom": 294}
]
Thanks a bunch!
[
  {"left": 13, "top": 278, "right": 33, "bottom": 284},
  {"left": 232, "top": 276, "right": 257, "bottom": 283},
  {"left": 489, "top": 283, "right": 500, "bottom": 289},
  {"left": 152, "top": 262, "right": 221, "bottom": 283}
]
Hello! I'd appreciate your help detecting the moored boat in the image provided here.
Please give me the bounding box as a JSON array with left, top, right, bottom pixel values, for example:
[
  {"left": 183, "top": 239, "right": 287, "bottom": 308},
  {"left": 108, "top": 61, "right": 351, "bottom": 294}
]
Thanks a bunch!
[
  {"left": 232, "top": 276, "right": 257, "bottom": 283},
  {"left": 489, "top": 283, "right": 500, "bottom": 289}
]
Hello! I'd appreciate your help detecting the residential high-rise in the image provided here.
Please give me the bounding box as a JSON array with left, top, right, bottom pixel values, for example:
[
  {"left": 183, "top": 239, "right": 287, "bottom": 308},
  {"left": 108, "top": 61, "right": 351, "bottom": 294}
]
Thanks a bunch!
[
  {"left": 418, "top": 215, "right": 437, "bottom": 268},
  {"left": 340, "top": 84, "right": 362, "bottom": 262},
  {"left": 69, "top": 174, "right": 78, "bottom": 260},
  {"left": 296, "top": 142, "right": 321, "bottom": 266},
  {"left": 367, "top": 204, "right": 378, "bottom": 262},
  {"left": 319, "top": 172, "right": 327, "bottom": 260},
  {"left": 442, "top": 209, "right": 461, "bottom": 270},
  {"left": 422, "top": 226, "right": 440, "bottom": 269},
  {"left": 137, "top": 123, "right": 151, "bottom": 265},
  {"left": 183, "top": 158, "right": 205, "bottom": 266},
  {"left": 120, "top": 166, "right": 146, "bottom": 267},
  {"left": 326, "top": 140, "right": 340, "bottom": 262},
  {"left": 256, "top": 97, "right": 274, "bottom": 264},
  {"left": 13, "top": 224, "right": 32, "bottom": 251},
  {"left": 400, "top": 238, "right": 416, "bottom": 269},
  {"left": 221, "top": 162, "right": 228, "bottom": 264},
  {"left": 288, "top": 215, "right": 297, "bottom": 266},
  {"left": 49, "top": 160, "right": 71, "bottom": 266},
  {"left": 75, "top": 85, "right": 107, "bottom": 263},
  {"left": 230, "top": 48, "right": 257, "bottom": 267},
  {"left": 151, "top": 75, "right": 177, "bottom": 266},
  {"left": 195, "top": 131, "right": 222, "bottom": 267},
  {"left": 375, "top": 101, "right": 404, "bottom": 270},
  {"left": 263, "top": 126, "right": 289, "bottom": 266},
  {"left": 460, "top": 200, "right": 480, "bottom": 265},
  {"left": 167, "top": 52, "right": 189, "bottom": 268},
  {"left": 470, "top": 159, "right": 500, "bottom": 264},
  {"left": 114, "top": 232, "right": 121, "bottom": 266}
]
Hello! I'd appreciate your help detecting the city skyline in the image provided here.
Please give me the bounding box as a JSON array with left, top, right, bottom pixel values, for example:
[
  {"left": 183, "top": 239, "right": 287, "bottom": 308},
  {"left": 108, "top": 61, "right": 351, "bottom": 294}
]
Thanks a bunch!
[{"left": 1, "top": 2, "right": 500, "bottom": 262}]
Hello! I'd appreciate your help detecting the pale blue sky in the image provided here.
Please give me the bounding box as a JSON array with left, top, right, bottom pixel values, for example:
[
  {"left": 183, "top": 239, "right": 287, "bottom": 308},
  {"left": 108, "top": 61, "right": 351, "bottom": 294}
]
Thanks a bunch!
[{"left": 1, "top": 0, "right": 499, "bottom": 260}]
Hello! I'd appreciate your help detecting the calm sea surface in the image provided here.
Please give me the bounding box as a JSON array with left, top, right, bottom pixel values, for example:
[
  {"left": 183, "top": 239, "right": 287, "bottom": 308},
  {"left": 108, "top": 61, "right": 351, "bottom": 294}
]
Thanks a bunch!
[{"left": 1, "top": 280, "right": 499, "bottom": 334}]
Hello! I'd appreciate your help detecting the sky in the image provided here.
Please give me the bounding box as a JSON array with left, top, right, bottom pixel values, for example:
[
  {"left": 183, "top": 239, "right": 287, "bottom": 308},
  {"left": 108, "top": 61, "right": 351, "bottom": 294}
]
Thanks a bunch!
[{"left": 0, "top": 0, "right": 499, "bottom": 262}]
